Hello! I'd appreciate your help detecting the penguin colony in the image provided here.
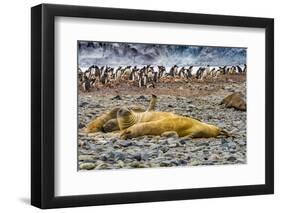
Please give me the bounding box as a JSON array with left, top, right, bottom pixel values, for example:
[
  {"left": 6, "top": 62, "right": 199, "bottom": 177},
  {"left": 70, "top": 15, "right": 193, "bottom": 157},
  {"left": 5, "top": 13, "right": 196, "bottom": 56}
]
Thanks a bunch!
[{"left": 78, "top": 64, "right": 247, "bottom": 92}]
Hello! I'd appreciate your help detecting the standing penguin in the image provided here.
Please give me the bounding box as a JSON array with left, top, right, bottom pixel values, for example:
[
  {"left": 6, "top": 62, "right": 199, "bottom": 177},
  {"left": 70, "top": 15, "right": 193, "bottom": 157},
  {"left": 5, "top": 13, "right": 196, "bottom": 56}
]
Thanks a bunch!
[
  {"left": 82, "top": 76, "right": 92, "bottom": 92},
  {"left": 100, "top": 70, "right": 109, "bottom": 85},
  {"left": 237, "top": 65, "right": 243, "bottom": 73},
  {"left": 243, "top": 64, "right": 247, "bottom": 73},
  {"left": 157, "top": 65, "right": 166, "bottom": 79}
]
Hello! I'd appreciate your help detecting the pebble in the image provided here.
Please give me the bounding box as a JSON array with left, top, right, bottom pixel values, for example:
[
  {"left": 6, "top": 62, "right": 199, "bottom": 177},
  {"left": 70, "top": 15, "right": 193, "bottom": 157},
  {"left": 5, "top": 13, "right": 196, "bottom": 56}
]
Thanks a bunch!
[
  {"left": 119, "top": 141, "right": 132, "bottom": 147},
  {"left": 79, "top": 102, "right": 88, "bottom": 107},
  {"left": 100, "top": 154, "right": 108, "bottom": 161},
  {"left": 117, "top": 160, "right": 125, "bottom": 168},
  {"left": 160, "top": 146, "right": 169, "bottom": 153},
  {"left": 160, "top": 161, "right": 172, "bottom": 167},
  {"left": 136, "top": 95, "right": 147, "bottom": 100},
  {"left": 237, "top": 140, "right": 246, "bottom": 146},
  {"left": 210, "top": 154, "right": 221, "bottom": 161},
  {"left": 79, "top": 163, "right": 95, "bottom": 170},
  {"left": 79, "top": 155, "right": 95, "bottom": 161},
  {"left": 227, "top": 156, "right": 237, "bottom": 162},
  {"left": 95, "top": 162, "right": 108, "bottom": 170},
  {"left": 196, "top": 142, "right": 210, "bottom": 147},
  {"left": 110, "top": 138, "right": 117, "bottom": 143},
  {"left": 114, "top": 152, "right": 126, "bottom": 161},
  {"left": 78, "top": 123, "right": 85, "bottom": 129}
]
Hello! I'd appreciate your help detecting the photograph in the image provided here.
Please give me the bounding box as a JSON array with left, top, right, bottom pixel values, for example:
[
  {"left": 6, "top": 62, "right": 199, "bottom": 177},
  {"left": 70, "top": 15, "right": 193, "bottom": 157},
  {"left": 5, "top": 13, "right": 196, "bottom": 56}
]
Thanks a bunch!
[{"left": 77, "top": 41, "right": 247, "bottom": 170}]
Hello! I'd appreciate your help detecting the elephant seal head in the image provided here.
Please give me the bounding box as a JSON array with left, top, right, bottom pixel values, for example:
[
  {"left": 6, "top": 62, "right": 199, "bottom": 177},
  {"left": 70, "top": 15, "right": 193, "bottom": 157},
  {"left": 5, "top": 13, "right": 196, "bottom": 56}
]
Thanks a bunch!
[{"left": 117, "top": 107, "right": 137, "bottom": 130}]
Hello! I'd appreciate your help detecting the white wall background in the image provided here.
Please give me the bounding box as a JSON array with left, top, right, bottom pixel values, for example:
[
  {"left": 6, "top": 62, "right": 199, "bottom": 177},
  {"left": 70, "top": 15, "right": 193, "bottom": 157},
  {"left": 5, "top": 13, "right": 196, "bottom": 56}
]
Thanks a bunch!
[{"left": 0, "top": 0, "right": 279, "bottom": 212}]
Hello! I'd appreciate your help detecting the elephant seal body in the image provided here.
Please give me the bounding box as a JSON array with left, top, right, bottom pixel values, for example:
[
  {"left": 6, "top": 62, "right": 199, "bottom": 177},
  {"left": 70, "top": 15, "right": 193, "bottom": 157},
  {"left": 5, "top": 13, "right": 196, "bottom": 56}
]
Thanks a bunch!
[
  {"left": 118, "top": 109, "right": 222, "bottom": 139},
  {"left": 221, "top": 92, "right": 246, "bottom": 111}
]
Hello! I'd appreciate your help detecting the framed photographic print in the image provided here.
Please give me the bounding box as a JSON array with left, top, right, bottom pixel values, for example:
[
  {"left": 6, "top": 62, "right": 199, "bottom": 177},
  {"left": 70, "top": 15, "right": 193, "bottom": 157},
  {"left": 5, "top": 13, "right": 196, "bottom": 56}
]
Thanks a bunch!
[{"left": 31, "top": 3, "right": 274, "bottom": 209}]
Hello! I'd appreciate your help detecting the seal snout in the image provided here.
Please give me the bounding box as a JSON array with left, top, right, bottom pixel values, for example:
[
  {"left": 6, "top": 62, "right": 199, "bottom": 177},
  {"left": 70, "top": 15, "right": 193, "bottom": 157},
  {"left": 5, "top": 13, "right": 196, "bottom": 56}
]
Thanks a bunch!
[{"left": 117, "top": 107, "right": 131, "bottom": 117}]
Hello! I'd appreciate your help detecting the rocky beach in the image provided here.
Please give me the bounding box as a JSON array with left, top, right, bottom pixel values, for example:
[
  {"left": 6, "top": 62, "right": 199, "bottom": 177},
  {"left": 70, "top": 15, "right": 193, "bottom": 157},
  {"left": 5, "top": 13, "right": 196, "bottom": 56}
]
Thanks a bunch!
[{"left": 78, "top": 74, "right": 246, "bottom": 170}]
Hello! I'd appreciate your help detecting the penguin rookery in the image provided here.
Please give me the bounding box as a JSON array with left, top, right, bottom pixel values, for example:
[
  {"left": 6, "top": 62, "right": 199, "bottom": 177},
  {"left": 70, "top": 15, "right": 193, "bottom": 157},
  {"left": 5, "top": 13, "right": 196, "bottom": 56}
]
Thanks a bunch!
[{"left": 78, "top": 41, "right": 247, "bottom": 170}]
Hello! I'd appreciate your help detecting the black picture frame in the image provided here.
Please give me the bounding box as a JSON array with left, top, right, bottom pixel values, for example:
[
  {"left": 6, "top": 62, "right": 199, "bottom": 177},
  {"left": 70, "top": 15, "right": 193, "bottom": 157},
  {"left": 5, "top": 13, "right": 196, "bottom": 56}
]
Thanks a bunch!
[{"left": 31, "top": 3, "right": 274, "bottom": 209}]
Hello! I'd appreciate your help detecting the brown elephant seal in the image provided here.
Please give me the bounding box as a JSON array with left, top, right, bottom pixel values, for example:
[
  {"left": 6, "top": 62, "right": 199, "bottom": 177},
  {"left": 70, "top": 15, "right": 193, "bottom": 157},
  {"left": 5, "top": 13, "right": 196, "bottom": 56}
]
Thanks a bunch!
[
  {"left": 85, "top": 94, "right": 157, "bottom": 133},
  {"left": 117, "top": 108, "right": 228, "bottom": 139},
  {"left": 221, "top": 92, "right": 246, "bottom": 111}
]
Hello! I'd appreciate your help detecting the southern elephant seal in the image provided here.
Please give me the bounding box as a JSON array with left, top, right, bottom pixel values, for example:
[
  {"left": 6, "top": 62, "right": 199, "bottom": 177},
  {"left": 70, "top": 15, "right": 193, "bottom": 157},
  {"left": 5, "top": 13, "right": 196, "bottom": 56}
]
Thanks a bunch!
[
  {"left": 118, "top": 108, "right": 228, "bottom": 139},
  {"left": 221, "top": 92, "right": 246, "bottom": 111}
]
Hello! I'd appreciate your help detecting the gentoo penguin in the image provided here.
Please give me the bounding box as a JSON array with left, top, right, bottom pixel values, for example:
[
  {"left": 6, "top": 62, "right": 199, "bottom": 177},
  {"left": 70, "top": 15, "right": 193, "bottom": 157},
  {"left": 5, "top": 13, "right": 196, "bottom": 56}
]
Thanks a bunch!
[
  {"left": 178, "top": 67, "right": 186, "bottom": 78},
  {"left": 169, "top": 65, "right": 178, "bottom": 77},
  {"left": 115, "top": 66, "right": 122, "bottom": 80},
  {"left": 196, "top": 67, "right": 204, "bottom": 79},
  {"left": 129, "top": 66, "right": 138, "bottom": 81},
  {"left": 157, "top": 65, "right": 166, "bottom": 79},
  {"left": 200, "top": 66, "right": 209, "bottom": 81},
  {"left": 153, "top": 71, "right": 158, "bottom": 83},
  {"left": 82, "top": 76, "right": 92, "bottom": 92},
  {"left": 243, "top": 64, "right": 247, "bottom": 73},
  {"left": 236, "top": 65, "right": 243, "bottom": 73},
  {"left": 100, "top": 70, "right": 109, "bottom": 85}
]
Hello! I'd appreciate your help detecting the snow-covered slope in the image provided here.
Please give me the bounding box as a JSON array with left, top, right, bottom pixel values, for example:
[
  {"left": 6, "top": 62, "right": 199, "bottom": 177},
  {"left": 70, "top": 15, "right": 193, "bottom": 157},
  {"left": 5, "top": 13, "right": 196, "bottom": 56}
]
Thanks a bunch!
[{"left": 78, "top": 41, "right": 246, "bottom": 68}]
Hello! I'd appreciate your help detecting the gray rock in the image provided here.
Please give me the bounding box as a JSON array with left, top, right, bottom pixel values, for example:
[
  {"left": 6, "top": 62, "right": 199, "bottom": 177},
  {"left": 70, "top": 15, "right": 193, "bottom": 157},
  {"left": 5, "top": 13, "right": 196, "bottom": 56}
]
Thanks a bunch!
[
  {"left": 100, "top": 154, "right": 109, "bottom": 161},
  {"left": 210, "top": 154, "right": 221, "bottom": 161},
  {"left": 132, "top": 152, "right": 149, "bottom": 161},
  {"left": 160, "top": 161, "right": 172, "bottom": 167},
  {"left": 114, "top": 152, "right": 126, "bottom": 161},
  {"left": 178, "top": 159, "right": 188, "bottom": 165},
  {"left": 227, "top": 156, "right": 237, "bottom": 162},
  {"left": 160, "top": 146, "right": 169, "bottom": 153},
  {"left": 196, "top": 142, "right": 209, "bottom": 147},
  {"left": 78, "top": 123, "right": 86, "bottom": 129},
  {"left": 237, "top": 141, "right": 246, "bottom": 146},
  {"left": 78, "top": 155, "right": 95, "bottom": 162},
  {"left": 136, "top": 95, "right": 148, "bottom": 100},
  {"left": 109, "top": 138, "right": 117, "bottom": 143},
  {"left": 79, "top": 102, "right": 88, "bottom": 107},
  {"left": 95, "top": 162, "right": 108, "bottom": 170},
  {"left": 119, "top": 141, "right": 132, "bottom": 147},
  {"left": 228, "top": 142, "right": 237, "bottom": 149},
  {"left": 117, "top": 160, "right": 125, "bottom": 168},
  {"left": 111, "top": 95, "right": 122, "bottom": 100},
  {"left": 221, "top": 138, "right": 229, "bottom": 145},
  {"left": 132, "top": 153, "right": 142, "bottom": 161}
]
